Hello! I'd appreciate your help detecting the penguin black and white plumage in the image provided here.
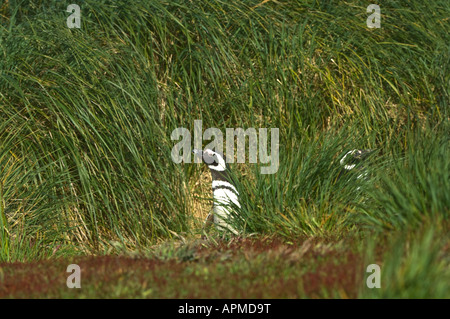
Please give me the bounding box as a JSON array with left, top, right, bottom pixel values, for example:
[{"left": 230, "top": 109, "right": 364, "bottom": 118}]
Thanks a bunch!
[
  {"left": 339, "top": 149, "right": 374, "bottom": 189},
  {"left": 192, "top": 149, "right": 240, "bottom": 235}
]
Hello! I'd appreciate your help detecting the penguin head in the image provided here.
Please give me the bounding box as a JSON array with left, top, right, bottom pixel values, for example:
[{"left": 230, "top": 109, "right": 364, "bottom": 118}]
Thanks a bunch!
[
  {"left": 193, "top": 148, "right": 227, "bottom": 172},
  {"left": 340, "top": 149, "right": 373, "bottom": 170}
]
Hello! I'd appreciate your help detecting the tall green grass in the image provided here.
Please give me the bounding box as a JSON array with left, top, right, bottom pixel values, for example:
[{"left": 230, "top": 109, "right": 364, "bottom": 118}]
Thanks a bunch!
[
  {"left": 0, "top": 0, "right": 448, "bottom": 262},
  {"left": 360, "top": 124, "right": 449, "bottom": 231},
  {"left": 361, "top": 227, "right": 449, "bottom": 298}
]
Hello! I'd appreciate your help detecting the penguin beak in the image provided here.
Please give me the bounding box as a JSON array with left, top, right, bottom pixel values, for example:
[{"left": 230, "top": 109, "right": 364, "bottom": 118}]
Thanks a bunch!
[
  {"left": 193, "top": 149, "right": 216, "bottom": 165},
  {"left": 192, "top": 149, "right": 204, "bottom": 163},
  {"left": 192, "top": 149, "right": 203, "bottom": 157}
]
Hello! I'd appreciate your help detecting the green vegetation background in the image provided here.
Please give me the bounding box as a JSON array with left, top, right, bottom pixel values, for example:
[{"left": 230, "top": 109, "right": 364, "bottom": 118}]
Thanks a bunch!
[{"left": 0, "top": 0, "right": 448, "bottom": 298}]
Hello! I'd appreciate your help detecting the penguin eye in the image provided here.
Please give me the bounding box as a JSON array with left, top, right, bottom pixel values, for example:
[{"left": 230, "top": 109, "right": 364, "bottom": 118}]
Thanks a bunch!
[
  {"left": 203, "top": 151, "right": 217, "bottom": 165},
  {"left": 204, "top": 149, "right": 215, "bottom": 157}
]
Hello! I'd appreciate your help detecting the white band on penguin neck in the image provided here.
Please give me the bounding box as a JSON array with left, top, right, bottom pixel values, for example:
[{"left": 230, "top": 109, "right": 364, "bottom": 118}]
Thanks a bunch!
[{"left": 212, "top": 180, "right": 238, "bottom": 192}]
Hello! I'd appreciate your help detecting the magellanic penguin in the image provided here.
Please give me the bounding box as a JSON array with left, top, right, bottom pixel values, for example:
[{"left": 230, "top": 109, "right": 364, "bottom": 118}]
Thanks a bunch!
[
  {"left": 192, "top": 148, "right": 240, "bottom": 235},
  {"left": 339, "top": 149, "right": 374, "bottom": 189}
]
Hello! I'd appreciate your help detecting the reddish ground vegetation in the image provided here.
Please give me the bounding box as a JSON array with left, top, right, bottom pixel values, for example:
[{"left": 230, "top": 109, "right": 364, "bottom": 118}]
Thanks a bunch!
[{"left": 0, "top": 236, "right": 366, "bottom": 298}]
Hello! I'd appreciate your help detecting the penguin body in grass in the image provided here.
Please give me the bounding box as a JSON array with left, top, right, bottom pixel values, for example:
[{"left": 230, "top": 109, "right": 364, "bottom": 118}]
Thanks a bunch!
[
  {"left": 192, "top": 149, "right": 240, "bottom": 235},
  {"left": 191, "top": 148, "right": 372, "bottom": 234}
]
